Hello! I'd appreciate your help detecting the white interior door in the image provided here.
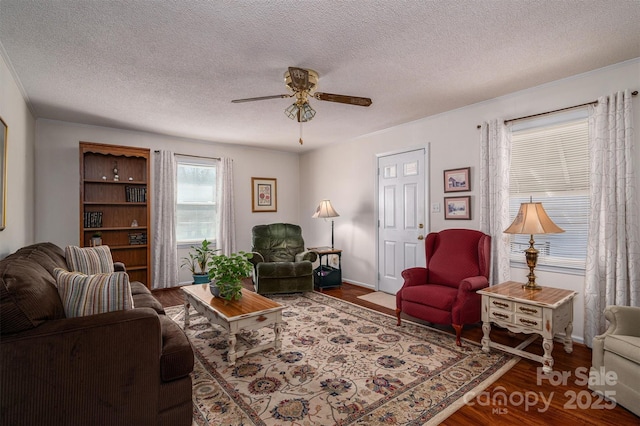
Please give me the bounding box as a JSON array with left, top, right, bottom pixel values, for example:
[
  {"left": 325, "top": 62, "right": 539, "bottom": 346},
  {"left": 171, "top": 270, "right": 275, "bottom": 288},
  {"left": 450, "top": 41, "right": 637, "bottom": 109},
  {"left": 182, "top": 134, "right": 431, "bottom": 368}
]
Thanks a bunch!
[{"left": 377, "top": 148, "right": 427, "bottom": 294}]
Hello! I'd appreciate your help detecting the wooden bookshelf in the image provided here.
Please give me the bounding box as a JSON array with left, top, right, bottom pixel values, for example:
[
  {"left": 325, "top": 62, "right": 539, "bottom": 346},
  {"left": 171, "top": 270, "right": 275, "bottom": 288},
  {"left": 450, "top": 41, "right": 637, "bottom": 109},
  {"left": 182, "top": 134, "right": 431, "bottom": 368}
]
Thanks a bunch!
[{"left": 79, "top": 142, "right": 151, "bottom": 287}]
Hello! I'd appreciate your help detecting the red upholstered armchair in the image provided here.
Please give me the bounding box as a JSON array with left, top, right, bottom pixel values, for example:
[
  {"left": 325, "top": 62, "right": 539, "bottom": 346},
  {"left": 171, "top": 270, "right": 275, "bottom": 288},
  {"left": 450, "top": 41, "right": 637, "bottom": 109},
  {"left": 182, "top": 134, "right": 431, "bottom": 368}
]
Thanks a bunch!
[{"left": 396, "top": 229, "right": 491, "bottom": 346}]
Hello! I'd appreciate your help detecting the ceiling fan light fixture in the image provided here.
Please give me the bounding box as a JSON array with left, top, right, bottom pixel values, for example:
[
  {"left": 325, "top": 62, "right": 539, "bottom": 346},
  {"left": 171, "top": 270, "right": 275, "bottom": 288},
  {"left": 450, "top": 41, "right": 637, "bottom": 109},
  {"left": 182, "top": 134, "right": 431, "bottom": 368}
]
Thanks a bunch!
[
  {"left": 284, "top": 103, "right": 300, "bottom": 120},
  {"left": 233, "top": 66, "right": 370, "bottom": 137},
  {"left": 284, "top": 101, "right": 316, "bottom": 122},
  {"left": 300, "top": 102, "right": 316, "bottom": 122}
]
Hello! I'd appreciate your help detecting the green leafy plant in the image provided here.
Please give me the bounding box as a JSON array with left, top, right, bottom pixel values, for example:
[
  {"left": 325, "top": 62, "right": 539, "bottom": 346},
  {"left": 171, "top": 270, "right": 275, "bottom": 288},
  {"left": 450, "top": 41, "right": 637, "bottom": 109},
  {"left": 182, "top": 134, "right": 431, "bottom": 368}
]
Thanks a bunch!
[
  {"left": 207, "top": 251, "right": 254, "bottom": 301},
  {"left": 180, "top": 239, "right": 217, "bottom": 275}
]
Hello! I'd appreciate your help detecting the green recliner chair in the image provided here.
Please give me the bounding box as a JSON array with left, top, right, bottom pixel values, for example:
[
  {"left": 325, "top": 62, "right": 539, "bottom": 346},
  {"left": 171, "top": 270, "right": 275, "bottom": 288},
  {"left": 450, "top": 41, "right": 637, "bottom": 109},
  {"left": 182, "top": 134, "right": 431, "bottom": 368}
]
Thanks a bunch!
[{"left": 250, "top": 223, "right": 317, "bottom": 294}]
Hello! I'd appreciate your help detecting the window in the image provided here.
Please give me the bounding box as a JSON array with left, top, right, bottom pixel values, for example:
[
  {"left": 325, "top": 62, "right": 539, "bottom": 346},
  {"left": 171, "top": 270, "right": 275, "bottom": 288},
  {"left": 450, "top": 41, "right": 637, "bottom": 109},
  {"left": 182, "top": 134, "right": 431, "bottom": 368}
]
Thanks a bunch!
[
  {"left": 176, "top": 158, "right": 218, "bottom": 245},
  {"left": 509, "top": 109, "right": 589, "bottom": 271}
]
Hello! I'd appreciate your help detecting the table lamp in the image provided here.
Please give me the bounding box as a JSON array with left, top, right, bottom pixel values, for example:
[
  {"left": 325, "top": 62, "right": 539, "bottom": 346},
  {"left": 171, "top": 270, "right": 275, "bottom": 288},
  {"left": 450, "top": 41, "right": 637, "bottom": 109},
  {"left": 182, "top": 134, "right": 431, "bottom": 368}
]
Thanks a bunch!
[
  {"left": 312, "top": 200, "right": 340, "bottom": 249},
  {"left": 503, "top": 200, "right": 564, "bottom": 290}
]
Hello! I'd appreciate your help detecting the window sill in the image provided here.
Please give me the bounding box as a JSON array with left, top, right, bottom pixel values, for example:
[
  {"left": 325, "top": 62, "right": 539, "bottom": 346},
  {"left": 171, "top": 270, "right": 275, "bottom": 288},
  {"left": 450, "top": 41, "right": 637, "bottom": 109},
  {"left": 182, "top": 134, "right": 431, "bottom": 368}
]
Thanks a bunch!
[
  {"left": 177, "top": 241, "right": 217, "bottom": 250},
  {"left": 510, "top": 261, "right": 585, "bottom": 277}
]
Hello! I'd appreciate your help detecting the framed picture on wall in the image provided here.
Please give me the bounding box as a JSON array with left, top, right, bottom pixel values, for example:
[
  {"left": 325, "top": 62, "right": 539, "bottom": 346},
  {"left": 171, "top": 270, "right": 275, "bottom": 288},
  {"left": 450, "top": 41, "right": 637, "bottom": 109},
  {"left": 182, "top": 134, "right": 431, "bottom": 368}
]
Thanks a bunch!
[
  {"left": 443, "top": 167, "right": 470, "bottom": 192},
  {"left": 444, "top": 196, "right": 471, "bottom": 220},
  {"left": 0, "top": 116, "right": 6, "bottom": 231},
  {"left": 251, "top": 177, "right": 277, "bottom": 212}
]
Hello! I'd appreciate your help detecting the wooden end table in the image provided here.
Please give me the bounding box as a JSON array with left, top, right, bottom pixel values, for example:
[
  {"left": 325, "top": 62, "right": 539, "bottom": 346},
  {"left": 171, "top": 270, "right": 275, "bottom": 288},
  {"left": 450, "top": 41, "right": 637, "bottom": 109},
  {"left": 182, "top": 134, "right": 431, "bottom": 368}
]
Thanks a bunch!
[
  {"left": 182, "top": 285, "right": 284, "bottom": 366},
  {"left": 477, "top": 281, "right": 576, "bottom": 373},
  {"left": 308, "top": 246, "right": 342, "bottom": 290}
]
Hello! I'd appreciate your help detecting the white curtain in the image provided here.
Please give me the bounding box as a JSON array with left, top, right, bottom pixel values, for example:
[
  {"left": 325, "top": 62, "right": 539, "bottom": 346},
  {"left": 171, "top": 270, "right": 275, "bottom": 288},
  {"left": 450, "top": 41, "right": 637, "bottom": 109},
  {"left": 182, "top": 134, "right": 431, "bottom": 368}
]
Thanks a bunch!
[
  {"left": 584, "top": 90, "right": 640, "bottom": 347},
  {"left": 479, "top": 120, "right": 512, "bottom": 285},
  {"left": 216, "top": 157, "right": 236, "bottom": 255},
  {"left": 152, "top": 150, "right": 179, "bottom": 289}
]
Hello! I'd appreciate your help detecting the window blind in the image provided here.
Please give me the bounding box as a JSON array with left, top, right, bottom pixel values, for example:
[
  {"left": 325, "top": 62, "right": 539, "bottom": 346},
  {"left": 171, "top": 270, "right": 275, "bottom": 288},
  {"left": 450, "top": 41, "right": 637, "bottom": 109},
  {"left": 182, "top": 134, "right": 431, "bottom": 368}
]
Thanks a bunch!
[
  {"left": 176, "top": 158, "right": 218, "bottom": 243},
  {"left": 509, "top": 113, "right": 589, "bottom": 270}
]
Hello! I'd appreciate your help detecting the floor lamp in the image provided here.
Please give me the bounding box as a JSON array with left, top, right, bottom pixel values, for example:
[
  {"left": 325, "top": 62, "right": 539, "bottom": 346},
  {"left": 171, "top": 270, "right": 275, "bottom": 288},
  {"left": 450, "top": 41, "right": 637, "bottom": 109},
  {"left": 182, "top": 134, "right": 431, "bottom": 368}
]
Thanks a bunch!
[{"left": 312, "top": 200, "right": 340, "bottom": 249}]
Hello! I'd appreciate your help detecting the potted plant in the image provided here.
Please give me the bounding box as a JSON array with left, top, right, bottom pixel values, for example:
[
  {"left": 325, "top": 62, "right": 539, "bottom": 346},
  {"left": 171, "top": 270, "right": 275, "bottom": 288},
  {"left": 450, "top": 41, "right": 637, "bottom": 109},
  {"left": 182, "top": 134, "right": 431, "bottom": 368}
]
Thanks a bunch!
[
  {"left": 180, "top": 239, "right": 216, "bottom": 284},
  {"left": 90, "top": 232, "right": 102, "bottom": 247},
  {"left": 207, "top": 251, "right": 254, "bottom": 301}
]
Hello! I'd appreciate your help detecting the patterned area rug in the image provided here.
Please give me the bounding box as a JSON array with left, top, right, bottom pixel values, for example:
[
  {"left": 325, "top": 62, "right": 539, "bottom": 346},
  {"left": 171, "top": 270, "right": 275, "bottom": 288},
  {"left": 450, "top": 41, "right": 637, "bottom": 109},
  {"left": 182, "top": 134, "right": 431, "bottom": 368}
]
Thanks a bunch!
[{"left": 166, "top": 291, "right": 517, "bottom": 425}]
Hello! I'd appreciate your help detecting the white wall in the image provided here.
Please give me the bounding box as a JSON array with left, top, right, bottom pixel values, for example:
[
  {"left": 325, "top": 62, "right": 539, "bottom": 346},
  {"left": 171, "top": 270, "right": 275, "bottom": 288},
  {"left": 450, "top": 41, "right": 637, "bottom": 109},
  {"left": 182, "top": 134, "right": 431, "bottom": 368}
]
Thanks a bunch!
[
  {"left": 16, "top": 56, "right": 640, "bottom": 342},
  {"left": 300, "top": 58, "right": 640, "bottom": 343},
  {"left": 0, "top": 54, "right": 36, "bottom": 257},
  {"left": 34, "top": 120, "right": 301, "bottom": 283}
]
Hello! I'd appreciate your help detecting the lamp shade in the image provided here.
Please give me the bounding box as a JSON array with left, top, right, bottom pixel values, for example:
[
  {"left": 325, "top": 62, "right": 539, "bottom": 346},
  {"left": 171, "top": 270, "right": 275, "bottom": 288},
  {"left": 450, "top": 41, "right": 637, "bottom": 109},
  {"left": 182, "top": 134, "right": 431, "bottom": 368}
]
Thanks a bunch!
[
  {"left": 299, "top": 102, "right": 316, "bottom": 122},
  {"left": 284, "top": 103, "right": 299, "bottom": 120},
  {"left": 504, "top": 202, "right": 564, "bottom": 235},
  {"left": 312, "top": 200, "right": 340, "bottom": 219}
]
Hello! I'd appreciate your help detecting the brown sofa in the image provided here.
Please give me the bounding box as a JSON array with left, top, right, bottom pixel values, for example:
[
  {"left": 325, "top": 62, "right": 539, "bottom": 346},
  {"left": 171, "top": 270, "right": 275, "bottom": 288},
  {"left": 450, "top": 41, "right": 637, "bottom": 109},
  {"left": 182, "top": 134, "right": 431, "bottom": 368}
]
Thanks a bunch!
[{"left": 0, "top": 242, "right": 194, "bottom": 426}]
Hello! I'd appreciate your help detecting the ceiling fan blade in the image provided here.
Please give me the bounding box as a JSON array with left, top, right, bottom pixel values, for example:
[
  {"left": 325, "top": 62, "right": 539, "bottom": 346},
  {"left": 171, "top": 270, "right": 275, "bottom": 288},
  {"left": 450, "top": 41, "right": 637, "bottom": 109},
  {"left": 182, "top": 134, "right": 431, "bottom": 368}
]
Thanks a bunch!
[
  {"left": 314, "top": 92, "right": 372, "bottom": 107},
  {"left": 288, "top": 67, "right": 310, "bottom": 91},
  {"left": 231, "top": 94, "right": 291, "bottom": 103}
]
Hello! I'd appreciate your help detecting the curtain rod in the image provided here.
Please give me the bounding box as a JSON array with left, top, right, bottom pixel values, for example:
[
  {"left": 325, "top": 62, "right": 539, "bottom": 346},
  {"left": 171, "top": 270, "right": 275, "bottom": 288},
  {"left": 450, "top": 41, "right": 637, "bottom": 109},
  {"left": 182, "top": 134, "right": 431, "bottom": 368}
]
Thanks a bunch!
[
  {"left": 153, "top": 150, "right": 220, "bottom": 160},
  {"left": 476, "top": 90, "right": 638, "bottom": 129}
]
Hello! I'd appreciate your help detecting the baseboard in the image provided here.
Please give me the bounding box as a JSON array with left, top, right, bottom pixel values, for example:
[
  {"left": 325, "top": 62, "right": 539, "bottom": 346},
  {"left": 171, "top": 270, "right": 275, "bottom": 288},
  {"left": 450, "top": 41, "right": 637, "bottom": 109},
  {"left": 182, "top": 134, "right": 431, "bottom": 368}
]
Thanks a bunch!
[{"left": 342, "top": 278, "right": 374, "bottom": 289}]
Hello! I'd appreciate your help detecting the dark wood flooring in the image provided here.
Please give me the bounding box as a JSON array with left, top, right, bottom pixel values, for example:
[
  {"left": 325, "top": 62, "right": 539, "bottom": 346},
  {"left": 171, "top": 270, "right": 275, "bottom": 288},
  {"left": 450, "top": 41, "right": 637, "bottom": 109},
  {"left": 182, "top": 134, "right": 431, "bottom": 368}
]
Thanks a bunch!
[{"left": 153, "top": 282, "right": 639, "bottom": 425}]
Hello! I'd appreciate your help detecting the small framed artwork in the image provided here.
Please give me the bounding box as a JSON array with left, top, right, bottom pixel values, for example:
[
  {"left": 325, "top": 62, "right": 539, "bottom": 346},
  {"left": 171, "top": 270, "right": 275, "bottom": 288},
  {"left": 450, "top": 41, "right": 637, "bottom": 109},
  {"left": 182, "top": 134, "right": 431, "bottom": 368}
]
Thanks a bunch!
[
  {"left": 251, "top": 177, "right": 277, "bottom": 212},
  {"left": 444, "top": 196, "right": 471, "bottom": 220},
  {"left": 443, "top": 167, "right": 470, "bottom": 192},
  {"left": 0, "top": 116, "right": 6, "bottom": 231}
]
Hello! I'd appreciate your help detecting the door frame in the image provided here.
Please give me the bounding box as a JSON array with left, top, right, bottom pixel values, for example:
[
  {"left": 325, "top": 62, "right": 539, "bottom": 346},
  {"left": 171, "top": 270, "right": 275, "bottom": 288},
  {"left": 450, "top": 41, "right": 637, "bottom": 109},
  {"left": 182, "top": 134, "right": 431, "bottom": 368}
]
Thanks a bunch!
[{"left": 375, "top": 144, "right": 430, "bottom": 291}]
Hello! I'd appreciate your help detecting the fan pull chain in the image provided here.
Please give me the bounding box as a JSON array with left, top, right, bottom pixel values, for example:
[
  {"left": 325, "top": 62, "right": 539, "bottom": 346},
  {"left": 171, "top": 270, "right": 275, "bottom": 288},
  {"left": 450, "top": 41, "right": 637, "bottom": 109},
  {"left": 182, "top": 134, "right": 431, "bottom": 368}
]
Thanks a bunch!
[{"left": 299, "top": 122, "right": 303, "bottom": 145}]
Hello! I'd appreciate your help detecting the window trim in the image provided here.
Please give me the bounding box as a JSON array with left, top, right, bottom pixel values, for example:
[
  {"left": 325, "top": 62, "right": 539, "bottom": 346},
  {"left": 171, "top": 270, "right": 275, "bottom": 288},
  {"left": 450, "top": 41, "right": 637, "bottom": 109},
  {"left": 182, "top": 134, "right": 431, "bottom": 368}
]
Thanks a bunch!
[{"left": 175, "top": 156, "right": 219, "bottom": 246}]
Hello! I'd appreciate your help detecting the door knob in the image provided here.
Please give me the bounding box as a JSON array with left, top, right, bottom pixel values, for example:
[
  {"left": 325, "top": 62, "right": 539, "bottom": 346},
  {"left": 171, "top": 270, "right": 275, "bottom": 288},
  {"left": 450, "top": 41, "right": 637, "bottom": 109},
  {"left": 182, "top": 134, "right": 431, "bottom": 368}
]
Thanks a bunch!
[{"left": 417, "top": 235, "right": 424, "bottom": 240}]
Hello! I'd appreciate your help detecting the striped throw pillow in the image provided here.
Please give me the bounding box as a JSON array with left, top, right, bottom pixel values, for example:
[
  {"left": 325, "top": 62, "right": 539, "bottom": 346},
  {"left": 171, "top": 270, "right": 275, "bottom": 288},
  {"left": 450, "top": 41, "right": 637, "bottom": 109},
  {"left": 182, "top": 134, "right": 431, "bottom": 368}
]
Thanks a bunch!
[
  {"left": 54, "top": 268, "right": 134, "bottom": 318},
  {"left": 65, "top": 245, "right": 115, "bottom": 274}
]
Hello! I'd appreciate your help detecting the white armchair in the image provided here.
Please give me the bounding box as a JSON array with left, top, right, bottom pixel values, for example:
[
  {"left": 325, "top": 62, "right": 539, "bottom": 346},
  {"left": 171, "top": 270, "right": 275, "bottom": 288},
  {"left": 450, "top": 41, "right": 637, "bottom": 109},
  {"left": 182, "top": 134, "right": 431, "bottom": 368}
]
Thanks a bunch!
[{"left": 589, "top": 305, "right": 640, "bottom": 416}]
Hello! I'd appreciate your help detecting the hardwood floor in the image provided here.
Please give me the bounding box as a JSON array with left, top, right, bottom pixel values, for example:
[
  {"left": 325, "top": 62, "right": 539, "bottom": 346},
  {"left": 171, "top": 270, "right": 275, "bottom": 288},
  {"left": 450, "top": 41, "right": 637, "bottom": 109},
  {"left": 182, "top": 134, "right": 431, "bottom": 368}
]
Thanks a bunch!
[{"left": 153, "top": 282, "right": 638, "bottom": 425}]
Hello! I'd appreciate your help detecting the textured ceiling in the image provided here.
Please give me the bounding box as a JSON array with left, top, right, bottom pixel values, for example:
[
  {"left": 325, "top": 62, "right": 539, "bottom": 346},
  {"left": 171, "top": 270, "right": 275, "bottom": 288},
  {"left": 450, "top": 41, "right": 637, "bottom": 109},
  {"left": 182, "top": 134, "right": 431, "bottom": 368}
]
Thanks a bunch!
[{"left": 1, "top": 1, "right": 639, "bottom": 152}]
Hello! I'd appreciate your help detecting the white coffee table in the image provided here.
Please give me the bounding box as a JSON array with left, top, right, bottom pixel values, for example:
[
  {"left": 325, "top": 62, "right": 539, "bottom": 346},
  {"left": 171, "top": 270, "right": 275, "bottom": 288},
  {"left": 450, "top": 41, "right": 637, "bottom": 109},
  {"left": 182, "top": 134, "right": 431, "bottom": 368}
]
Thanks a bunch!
[{"left": 182, "top": 285, "right": 284, "bottom": 365}]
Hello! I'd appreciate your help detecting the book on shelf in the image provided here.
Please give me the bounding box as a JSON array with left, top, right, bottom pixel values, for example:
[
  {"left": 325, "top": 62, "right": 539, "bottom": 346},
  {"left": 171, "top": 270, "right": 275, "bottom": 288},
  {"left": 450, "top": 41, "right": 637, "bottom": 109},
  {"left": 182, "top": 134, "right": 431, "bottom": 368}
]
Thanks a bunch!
[
  {"left": 125, "top": 186, "right": 147, "bottom": 203},
  {"left": 128, "top": 232, "right": 147, "bottom": 245},
  {"left": 83, "top": 211, "right": 103, "bottom": 228}
]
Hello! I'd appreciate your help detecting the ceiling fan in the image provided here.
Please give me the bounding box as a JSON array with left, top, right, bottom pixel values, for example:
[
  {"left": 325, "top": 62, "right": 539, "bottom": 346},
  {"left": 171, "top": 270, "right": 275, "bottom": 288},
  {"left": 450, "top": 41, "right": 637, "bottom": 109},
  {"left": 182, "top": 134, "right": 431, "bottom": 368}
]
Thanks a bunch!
[{"left": 231, "top": 67, "right": 372, "bottom": 124}]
